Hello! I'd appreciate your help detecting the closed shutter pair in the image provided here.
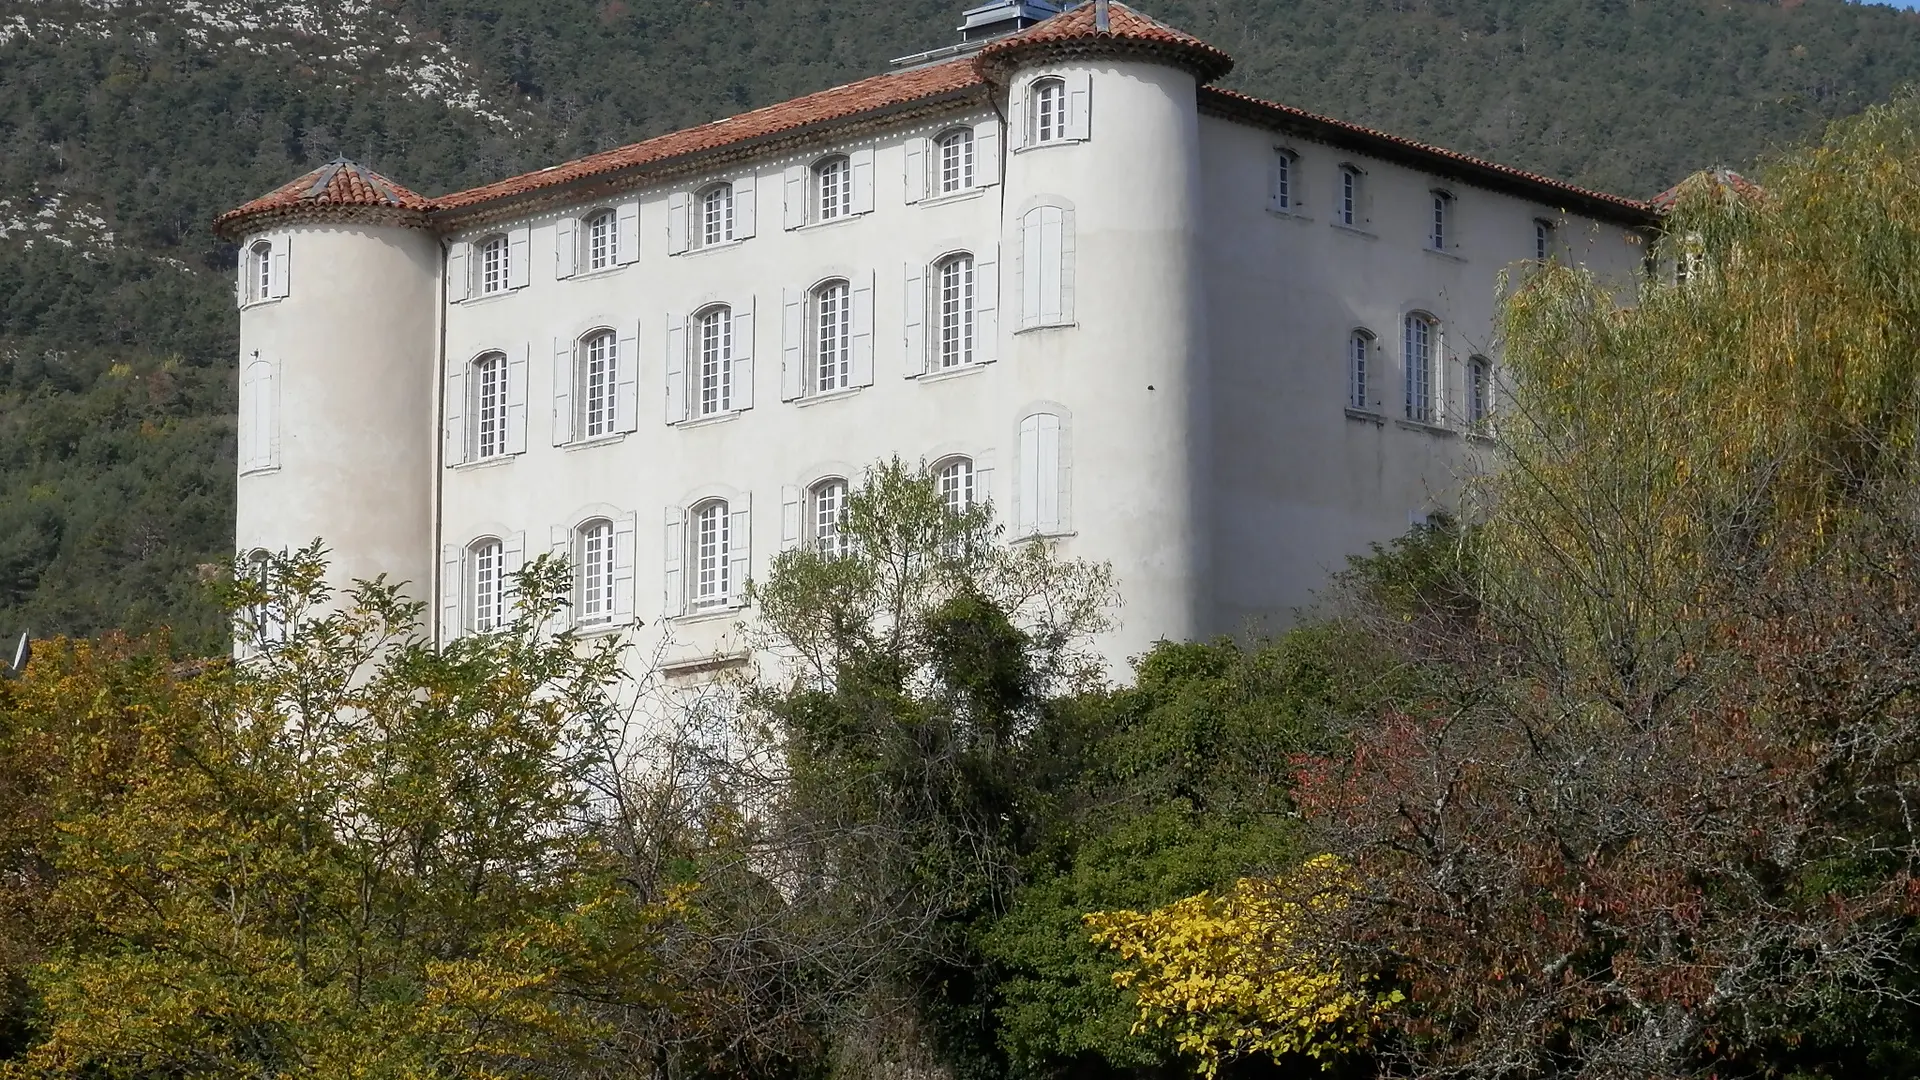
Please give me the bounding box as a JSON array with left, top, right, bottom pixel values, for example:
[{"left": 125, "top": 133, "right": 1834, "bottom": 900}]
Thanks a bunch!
[
  {"left": 237, "top": 356, "right": 281, "bottom": 474},
  {"left": 1015, "top": 412, "right": 1071, "bottom": 537},
  {"left": 1019, "top": 206, "right": 1076, "bottom": 329}
]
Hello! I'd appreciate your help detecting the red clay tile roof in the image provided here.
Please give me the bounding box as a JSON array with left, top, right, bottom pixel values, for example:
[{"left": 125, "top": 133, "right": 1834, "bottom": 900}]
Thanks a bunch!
[
  {"left": 976, "top": 0, "right": 1233, "bottom": 82},
  {"left": 1199, "top": 85, "right": 1656, "bottom": 227},
  {"left": 214, "top": 158, "right": 432, "bottom": 239},
  {"left": 1648, "top": 168, "right": 1762, "bottom": 213},
  {"left": 432, "top": 58, "right": 986, "bottom": 216}
]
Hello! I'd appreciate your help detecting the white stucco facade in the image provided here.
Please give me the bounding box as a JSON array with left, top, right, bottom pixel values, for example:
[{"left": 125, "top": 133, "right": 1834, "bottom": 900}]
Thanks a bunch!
[{"left": 221, "top": 1, "right": 1653, "bottom": 677}]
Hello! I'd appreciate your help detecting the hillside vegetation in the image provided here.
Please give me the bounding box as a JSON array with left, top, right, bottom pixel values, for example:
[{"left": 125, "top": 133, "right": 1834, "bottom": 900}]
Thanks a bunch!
[{"left": 2, "top": 0, "right": 1918, "bottom": 649}]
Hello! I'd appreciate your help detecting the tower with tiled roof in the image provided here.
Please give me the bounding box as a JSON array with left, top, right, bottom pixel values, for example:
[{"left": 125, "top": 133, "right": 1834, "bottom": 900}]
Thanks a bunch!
[{"left": 216, "top": 159, "right": 440, "bottom": 614}]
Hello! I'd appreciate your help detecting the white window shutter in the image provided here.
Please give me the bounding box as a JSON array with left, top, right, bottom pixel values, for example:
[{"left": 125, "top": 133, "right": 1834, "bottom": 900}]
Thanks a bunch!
[
  {"left": 234, "top": 253, "right": 247, "bottom": 307},
  {"left": 974, "top": 448, "right": 995, "bottom": 515},
  {"left": 732, "top": 298, "right": 755, "bottom": 410},
  {"left": 780, "top": 286, "right": 805, "bottom": 402},
  {"left": 548, "top": 525, "right": 572, "bottom": 635},
  {"left": 1059, "top": 207, "right": 1077, "bottom": 324},
  {"left": 1067, "top": 72, "right": 1092, "bottom": 141},
  {"left": 237, "top": 361, "right": 256, "bottom": 471},
  {"left": 504, "top": 531, "right": 527, "bottom": 617},
  {"left": 734, "top": 175, "right": 757, "bottom": 239},
  {"left": 261, "top": 358, "right": 280, "bottom": 469},
  {"left": 552, "top": 336, "right": 574, "bottom": 445},
  {"left": 1266, "top": 153, "right": 1283, "bottom": 213},
  {"left": 1018, "top": 415, "right": 1038, "bottom": 535},
  {"left": 612, "top": 513, "right": 636, "bottom": 623},
  {"left": 781, "top": 485, "right": 801, "bottom": 551},
  {"left": 441, "top": 544, "right": 463, "bottom": 642},
  {"left": 447, "top": 242, "right": 471, "bottom": 303},
  {"left": 851, "top": 148, "right": 876, "bottom": 215},
  {"left": 1055, "top": 414, "right": 1072, "bottom": 533},
  {"left": 1021, "top": 209, "right": 1043, "bottom": 329},
  {"left": 727, "top": 493, "right": 752, "bottom": 608},
  {"left": 443, "top": 365, "right": 466, "bottom": 465},
  {"left": 1041, "top": 206, "right": 1065, "bottom": 325},
  {"left": 783, "top": 166, "right": 807, "bottom": 230},
  {"left": 662, "top": 509, "right": 686, "bottom": 617},
  {"left": 507, "top": 226, "right": 531, "bottom": 289},
  {"left": 1008, "top": 86, "right": 1026, "bottom": 152},
  {"left": 851, "top": 269, "right": 876, "bottom": 385},
  {"left": 667, "top": 192, "right": 690, "bottom": 254},
  {"left": 975, "top": 120, "right": 1001, "bottom": 187},
  {"left": 973, "top": 255, "right": 998, "bottom": 365},
  {"left": 615, "top": 324, "right": 639, "bottom": 433},
  {"left": 268, "top": 234, "right": 291, "bottom": 299},
  {"left": 664, "top": 313, "right": 688, "bottom": 424},
  {"left": 555, "top": 218, "right": 577, "bottom": 279},
  {"left": 903, "top": 262, "right": 926, "bottom": 377},
  {"left": 1037, "top": 413, "right": 1062, "bottom": 533},
  {"left": 506, "top": 344, "right": 529, "bottom": 454},
  {"left": 616, "top": 201, "right": 641, "bottom": 264},
  {"left": 904, "top": 138, "right": 928, "bottom": 204}
]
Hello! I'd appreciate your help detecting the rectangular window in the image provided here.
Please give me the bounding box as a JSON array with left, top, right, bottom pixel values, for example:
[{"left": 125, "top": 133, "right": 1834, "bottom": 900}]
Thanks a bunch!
[
  {"left": 1339, "top": 168, "right": 1357, "bottom": 227},
  {"left": 693, "top": 503, "right": 730, "bottom": 609},
  {"left": 938, "top": 257, "right": 974, "bottom": 369},
  {"left": 1534, "top": 219, "right": 1552, "bottom": 262},
  {"left": 1349, "top": 333, "right": 1370, "bottom": 411},
  {"left": 699, "top": 310, "right": 732, "bottom": 415},
  {"left": 1469, "top": 359, "right": 1491, "bottom": 426},
  {"left": 473, "top": 355, "right": 508, "bottom": 458},
  {"left": 1431, "top": 192, "right": 1450, "bottom": 250},
  {"left": 1404, "top": 316, "right": 1435, "bottom": 424},
  {"left": 1273, "top": 150, "right": 1293, "bottom": 211}
]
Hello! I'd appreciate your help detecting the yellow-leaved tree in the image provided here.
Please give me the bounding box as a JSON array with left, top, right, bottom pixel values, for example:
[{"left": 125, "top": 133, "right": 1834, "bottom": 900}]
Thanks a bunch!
[{"left": 1084, "top": 854, "right": 1392, "bottom": 1077}]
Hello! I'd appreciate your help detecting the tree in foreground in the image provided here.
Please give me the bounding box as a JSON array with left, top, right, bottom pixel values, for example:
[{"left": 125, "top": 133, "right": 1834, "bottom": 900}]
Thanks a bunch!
[{"left": 0, "top": 545, "right": 683, "bottom": 1078}]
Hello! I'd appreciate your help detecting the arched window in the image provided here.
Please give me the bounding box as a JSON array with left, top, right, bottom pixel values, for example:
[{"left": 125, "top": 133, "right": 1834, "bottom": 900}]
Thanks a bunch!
[
  {"left": 1030, "top": 77, "right": 1067, "bottom": 145},
  {"left": 243, "top": 548, "right": 286, "bottom": 648},
  {"left": 937, "top": 128, "right": 975, "bottom": 193},
  {"left": 696, "top": 306, "right": 733, "bottom": 416},
  {"left": 578, "top": 330, "right": 617, "bottom": 439},
  {"left": 1533, "top": 218, "right": 1554, "bottom": 262},
  {"left": 936, "top": 457, "right": 974, "bottom": 515},
  {"left": 1271, "top": 149, "right": 1297, "bottom": 211},
  {"left": 811, "top": 478, "right": 849, "bottom": 557},
  {"left": 936, "top": 253, "right": 975, "bottom": 369},
  {"left": 700, "top": 183, "right": 735, "bottom": 247},
  {"left": 1468, "top": 356, "right": 1493, "bottom": 426},
  {"left": 575, "top": 518, "right": 615, "bottom": 625},
  {"left": 478, "top": 233, "right": 509, "bottom": 295},
  {"left": 814, "top": 156, "right": 852, "bottom": 223},
  {"left": 586, "top": 209, "right": 616, "bottom": 272},
  {"left": 1338, "top": 166, "right": 1361, "bottom": 227},
  {"left": 813, "top": 280, "right": 851, "bottom": 393},
  {"left": 468, "top": 537, "right": 507, "bottom": 632},
  {"left": 250, "top": 240, "right": 273, "bottom": 302},
  {"left": 1349, "top": 329, "right": 1374, "bottom": 411},
  {"left": 1430, "top": 190, "right": 1452, "bottom": 251},
  {"left": 470, "top": 351, "right": 509, "bottom": 459},
  {"left": 691, "top": 500, "right": 731, "bottom": 610},
  {"left": 1403, "top": 313, "right": 1438, "bottom": 424}
]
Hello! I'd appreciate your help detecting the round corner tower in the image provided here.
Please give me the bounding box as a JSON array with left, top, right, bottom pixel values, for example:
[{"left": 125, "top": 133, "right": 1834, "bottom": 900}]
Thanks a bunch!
[
  {"left": 216, "top": 159, "right": 441, "bottom": 607},
  {"left": 978, "top": 2, "right": 1227, "bottom": 652}
]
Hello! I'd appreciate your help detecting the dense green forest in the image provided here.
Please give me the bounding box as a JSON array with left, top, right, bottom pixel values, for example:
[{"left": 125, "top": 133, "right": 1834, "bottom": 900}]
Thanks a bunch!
[{"left": 2, "top": 0, "right": 1919, "bottom": 650}]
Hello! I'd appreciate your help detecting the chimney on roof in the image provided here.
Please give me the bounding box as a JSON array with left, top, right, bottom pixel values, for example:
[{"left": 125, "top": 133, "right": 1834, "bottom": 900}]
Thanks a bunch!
[{"left": 958, "top": 0, "right": 1062, "bottom": 42}]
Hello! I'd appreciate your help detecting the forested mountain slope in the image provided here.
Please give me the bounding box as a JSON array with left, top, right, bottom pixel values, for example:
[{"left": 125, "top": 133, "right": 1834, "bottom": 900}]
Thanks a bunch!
[{"left": 2, "top": 0, "right": 1917, "bottom": 650}]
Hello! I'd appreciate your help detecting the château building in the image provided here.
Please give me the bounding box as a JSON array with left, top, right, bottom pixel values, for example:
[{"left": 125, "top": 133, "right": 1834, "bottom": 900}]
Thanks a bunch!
[{"left": 214, "top": 0, "right": 1656, "bottom": 675}]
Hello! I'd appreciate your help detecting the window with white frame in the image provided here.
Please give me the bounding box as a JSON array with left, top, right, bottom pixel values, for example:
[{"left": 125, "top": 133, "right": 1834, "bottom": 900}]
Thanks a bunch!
[
  {"left": 1534, "top": 218, "right": 1554, "bottom": 262},
  {"left": 1271, "top": 149, "right": 1297, "bottom": 212},
  {"left": 1030, "top": 77, "right": 1067, "bottom": 146},
  {"left": 468, "top": 538, "right": 507, "bottom": 633},
  {"left": 1338, "top": 166, "right": 1361, "bottom": 227},
  {"left": 700, "top": 183, "right": 735, "bottom": 247},
  {"left": 586, "top": 209, "right": 616, "bottom": 272},
  {"left": 814, "top": 156, "right": 852, "bottom": 223},
  {"left": 696, "top": 307, "right": 733, "bottom": 416},
  {"left": 575, "top": 518, "right": 615, "bottom": 625},
  {"left": 1349, "top": 329, "right": 1374, "bottom": 411},
  {"left": 250, "top": 241, "right": 273, "bottom": 303},
  {"left": 811, "top": 479, "right": 849, "bottom": 557},
  {"left": 691, "top": 500, "right": 731, "bottom": 610},
  {"left": 1403, "top": 313, "right": 1438, "bottom": 424},
  {"left": 813, "top": 280, "right": 851, "bottom": 393},
  {"left": 470, "top": 351, "right": 509, "bottom": 459},
  {"left": 936, "top": 254, "right": 975, "bottom": 369},
  {"left": 937, "top": 128, "right": 975, "bottom": 194},
  {"left": 936, "top": 457, "right": 974, "bottom": 515},
  {"left": 578, "top": 330, "right": 617, "bottom": 440},
  {"left": 1468, "top": 356, "right": 1492, "bottom": 427},
  {"left": 243, "top": 548, "right": 287, "bottom": 650},
  {"left": 1430, "top": 191, "right": 1452, "bottom": 251},
  {"left": 478, "top": 234, "right": 509, "bottom": 295}
]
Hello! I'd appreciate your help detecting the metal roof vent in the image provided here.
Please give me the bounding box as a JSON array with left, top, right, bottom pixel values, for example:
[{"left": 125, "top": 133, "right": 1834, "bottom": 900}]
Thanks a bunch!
[{"left": 959, "top": 0, "right": 1063, "bottom": 42}]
